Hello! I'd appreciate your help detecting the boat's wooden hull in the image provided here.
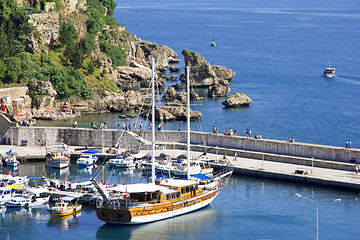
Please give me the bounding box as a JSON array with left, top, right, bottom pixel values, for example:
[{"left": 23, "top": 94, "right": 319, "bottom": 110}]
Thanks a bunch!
[{"left": 96, "top": 189, "right": 219, "bottom": 224}]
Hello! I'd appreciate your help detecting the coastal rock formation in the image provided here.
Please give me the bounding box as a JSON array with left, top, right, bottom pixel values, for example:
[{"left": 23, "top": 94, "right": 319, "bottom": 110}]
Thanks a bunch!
[
  {"left": 28, "top": 80, "right": 57, "bottom": 96},
  {"left": 69, "top": 90, "right": 146, "bottom": 114},
  {"left": 169, "top": 65, "right": 181, "bottom": 72},
  {"left": 166, "top": 75, "right": 178, "bottom": 81},
  {"left": 173, "top": 82, "right": 185, "bottom": 90},
  {"left": 180, "top": 49, "right": 235, "bottom": 88},
  {"left": 161, "top": 87, "right": 187, "bottom": 104},
  {"left": 208, "top": 84, "right": 230, "bottom": 97},
  {"left": 140, "top": 78, "right": 165, "bottom": 93},
  {"left": 155, "top": 103, "right": 202, "bottom": 121},
  {"left": 169, "top": 58, "right": 181, "bottom": 63},
  {"left": 28, "top": 80, "right": 57, "bottom": 109},
  {"left": 222, "top": 92, "right": 253, "bottom": 108}
]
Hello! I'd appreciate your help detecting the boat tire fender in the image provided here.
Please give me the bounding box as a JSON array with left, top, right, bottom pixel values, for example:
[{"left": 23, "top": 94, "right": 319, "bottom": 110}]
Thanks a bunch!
[{"left": 60, "top": 208, "right": 63, "bottom": 211}]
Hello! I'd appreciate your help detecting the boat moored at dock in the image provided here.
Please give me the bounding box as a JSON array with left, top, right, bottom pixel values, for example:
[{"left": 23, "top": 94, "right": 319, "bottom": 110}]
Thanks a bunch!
[{"left": 45, "top": 144, "right": 70, "bottom": 169}]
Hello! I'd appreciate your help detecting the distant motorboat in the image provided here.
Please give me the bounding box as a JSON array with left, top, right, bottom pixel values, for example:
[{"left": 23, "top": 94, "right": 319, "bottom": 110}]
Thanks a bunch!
[
  {"left": 210, "top": 38, "right": 216, "bottom": 46},
  {"left": 324, "top": 63, "right": 335, "bottom": 78}
]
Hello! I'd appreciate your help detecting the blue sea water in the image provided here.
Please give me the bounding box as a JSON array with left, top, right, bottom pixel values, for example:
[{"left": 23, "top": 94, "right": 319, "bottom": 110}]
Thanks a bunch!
[
  {"left": 13, "top": 0, "right": 360, "bottom": 239},
  {"left": 111, "top": 0, "right": 360, "bottom": 148},
  {"left": 37, "top": 0, "right": 360, "bottom": 148}
]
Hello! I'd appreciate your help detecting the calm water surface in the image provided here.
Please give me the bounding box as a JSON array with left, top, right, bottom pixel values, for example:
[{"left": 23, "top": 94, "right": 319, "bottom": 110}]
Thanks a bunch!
[
  {"left": 22, "top": 0, "right": 360, "bottom": 239},
  {"left": 1, "top": 162, "right": 360, "bottom": 240}
]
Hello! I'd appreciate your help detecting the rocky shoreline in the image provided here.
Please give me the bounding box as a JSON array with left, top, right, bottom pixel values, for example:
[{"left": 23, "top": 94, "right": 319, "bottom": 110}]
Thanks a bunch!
[{"left": 1, "top": 0, "right": 252, "bottom": 122}]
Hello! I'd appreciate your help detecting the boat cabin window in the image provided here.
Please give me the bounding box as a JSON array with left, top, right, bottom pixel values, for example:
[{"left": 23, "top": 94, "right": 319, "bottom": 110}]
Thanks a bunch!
[{"left": 166, "top": 192, "right": 181, "bottom": 200}]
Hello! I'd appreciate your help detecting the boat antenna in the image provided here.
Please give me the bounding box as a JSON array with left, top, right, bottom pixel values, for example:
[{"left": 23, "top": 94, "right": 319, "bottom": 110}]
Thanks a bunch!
[
  {"left": 186, "top": 66, "right": 191, "bottom": 180},
  {"left": 151, "top": 58, "right": 156, "bottom": 184}
]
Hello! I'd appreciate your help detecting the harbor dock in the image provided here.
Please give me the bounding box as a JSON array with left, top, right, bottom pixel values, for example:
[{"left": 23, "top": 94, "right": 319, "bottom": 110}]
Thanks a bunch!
[{"left": 1, "top": 143, "right": 360, "bottom": 192}]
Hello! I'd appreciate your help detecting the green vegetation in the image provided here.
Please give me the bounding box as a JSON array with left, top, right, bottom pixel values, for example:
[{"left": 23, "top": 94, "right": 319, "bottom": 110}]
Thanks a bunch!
[
  {"left": 99, "top": 41, "right": 127, "bottom": 68},
  {"left": 0, "top": 0, "right": 127, "bottom": 99}
]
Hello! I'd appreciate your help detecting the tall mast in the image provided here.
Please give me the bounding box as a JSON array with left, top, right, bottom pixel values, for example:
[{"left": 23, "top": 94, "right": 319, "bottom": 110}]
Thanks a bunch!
[
  {"left": 186, "top": 66, "right": 191, "bottom": 180},
  {"left": 151, "top": 58, "right": 156, "bottom": 184}
]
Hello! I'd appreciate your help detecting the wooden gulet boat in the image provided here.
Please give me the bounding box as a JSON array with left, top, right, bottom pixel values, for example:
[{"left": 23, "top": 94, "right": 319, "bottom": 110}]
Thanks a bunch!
[{"left": 92, "top": 59, "right": 232, "bottom": 224}]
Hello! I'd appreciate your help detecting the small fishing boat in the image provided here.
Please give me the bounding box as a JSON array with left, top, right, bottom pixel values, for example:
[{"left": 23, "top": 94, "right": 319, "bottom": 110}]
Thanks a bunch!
[
  {"left": 45, "top": 144, "right": 70, "bottom": 169},
  {"left": 76, "top": 149, "right": 99, "bottom": 167},
  {"left": 49, "top": 200, "right": 82, "bottom": 218},
  {"left": 324, "top": 63, "right": 335, "bottom": 78},
  {"left": 4, "top": 150, "right": 19, "bottom": 168},
  {"left": 210, "top": 38, "right": 216, "bottom": 46}
]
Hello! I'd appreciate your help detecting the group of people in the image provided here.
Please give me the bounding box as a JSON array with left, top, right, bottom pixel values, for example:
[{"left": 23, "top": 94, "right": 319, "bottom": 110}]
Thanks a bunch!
[
  {"left": 224, "top": 128, "right": 237, "bottom": 136},
  {"left": 19, "top": 119, "right": 34, "bottom": 127},
  {"left": 345, "top": 140, "right": 352, "bottom": 148},
  {"left": 89, "top": 121, "right": 107, "bottom": 129}
]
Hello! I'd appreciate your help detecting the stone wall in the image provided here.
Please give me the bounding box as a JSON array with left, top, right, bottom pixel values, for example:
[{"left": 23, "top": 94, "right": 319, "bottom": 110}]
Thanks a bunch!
[
  {"left": 0, "top": 87, "right": 29, "bottom": 101},
  {"left": 3, "top": 128, "right": 360, "bottom": 165}
]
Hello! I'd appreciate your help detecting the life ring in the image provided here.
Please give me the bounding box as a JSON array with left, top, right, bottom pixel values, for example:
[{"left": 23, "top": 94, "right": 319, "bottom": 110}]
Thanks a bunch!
[
  {"left": 60, "top": 208, "right": 63, "bottom": 211},
  {"left": 165, "top": 179, "right": 168, "bottom": 183}
]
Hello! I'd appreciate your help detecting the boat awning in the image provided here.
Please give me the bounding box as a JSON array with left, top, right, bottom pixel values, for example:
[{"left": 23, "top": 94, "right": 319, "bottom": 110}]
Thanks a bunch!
[
  {"left": 191, "top": 173, "right": 213, "bottom": 180},
  {"left": 132, "top": 152, "right": 146, "bottom": 159},
  {"left": 159, "top": 178, "right": 198, "bottom": 188},
  {"left": 110, "top": 183, "right": 169, "bottom": 193},
  {"left": 82, "top": 149, "right": 100, "bottom": 154}
]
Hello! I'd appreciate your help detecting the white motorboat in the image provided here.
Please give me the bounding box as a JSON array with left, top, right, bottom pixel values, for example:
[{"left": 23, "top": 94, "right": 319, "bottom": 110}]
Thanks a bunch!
[
  {"left": 0, "top": 173, "right": 29, "bottom": 187},
  {"left": 210, "top": 38, "right": 216, "bottom": 46},
  {"left": 324, "top": 63, "right": 335, "bottom": 78},
  {"left": 107, "top": 155, "right": 124, "bottom": 168},
  {"left": 76, "top": 149, "right": 99, "bottom": 167},
  {"left": 45, "top": 144, "right": 70, "bottom": 169},
  {"left": 114, "top": 157, "right": 136, "bottom": 168},
  {"left": 0, "top": 187, "right": 13, "bottom": 205},
  {"left": 4, "top": 194, "right": 50, "bottom": 208},
  {"left": 4, "top": 150, "right": 19, "bottom": 168}
]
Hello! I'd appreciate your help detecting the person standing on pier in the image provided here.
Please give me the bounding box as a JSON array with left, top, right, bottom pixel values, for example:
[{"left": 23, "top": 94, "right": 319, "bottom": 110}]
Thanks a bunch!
[
  {"left": 356, "top": 165, "right": 359, "bottom": 174},
  {"left": 179, "top": 123, "right": 181, "bottom": 131},
  {"left": 213, "top": 126, "right": 216, "bottom": 134},
  {"left": 140, "top": 121, "right": 143, "bottom": 130},
  {"left": 345, "top": 140, "right": 349, "bottom": 148},
  {"left": 349, "top": 140, "right": 352, "bottom": 148}
]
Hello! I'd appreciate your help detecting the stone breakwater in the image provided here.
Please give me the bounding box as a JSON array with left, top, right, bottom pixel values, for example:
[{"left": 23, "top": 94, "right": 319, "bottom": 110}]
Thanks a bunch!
[{"left": 3, "top": 126, "right": 360, "bottom": 171}]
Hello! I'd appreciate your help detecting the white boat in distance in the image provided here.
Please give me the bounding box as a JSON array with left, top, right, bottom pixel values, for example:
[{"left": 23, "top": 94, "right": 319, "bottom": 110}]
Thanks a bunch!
[
  {"left": 210, "top": 38, "right": 216, "bottom": 46},
  {"left": 324, "top": 63, "right": 335, "bottom": 78},
  {"left": 45, "top": 144, "right": 70, "bottom": 169}
]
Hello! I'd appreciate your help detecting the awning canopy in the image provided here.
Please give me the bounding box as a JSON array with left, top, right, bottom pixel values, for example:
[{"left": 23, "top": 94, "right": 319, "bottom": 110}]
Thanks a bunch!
[{"left": 82, "top": 149, "right": 100, "bottom": 154}]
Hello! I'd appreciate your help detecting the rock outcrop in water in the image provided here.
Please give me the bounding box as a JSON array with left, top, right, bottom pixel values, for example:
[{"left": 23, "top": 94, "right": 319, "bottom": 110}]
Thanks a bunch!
[
  {"left": 222, "top": 92, "right": 253, "bottom": 108},
  {"left": 208, "top": 84, "right": 231, "bottom": 97},
  {"left": 151, "top": 103, "right": 202, "bottom": 121},
  {"left": 179, "top": 49, "right": 235, "bottom": 88}
]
